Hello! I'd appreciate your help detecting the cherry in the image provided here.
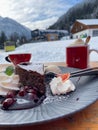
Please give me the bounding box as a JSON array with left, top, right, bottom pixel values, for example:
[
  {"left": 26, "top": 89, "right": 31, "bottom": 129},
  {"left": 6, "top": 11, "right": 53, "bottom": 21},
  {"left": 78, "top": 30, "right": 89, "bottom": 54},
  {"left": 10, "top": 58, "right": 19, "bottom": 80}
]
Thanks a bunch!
[
  {"left": 24, "top": 86, "right": 29, "bottom": 91},
  {"left": 27, "top": 89, "right": 37, "bottom": 94},
  {"left": 18, "top": 88, "right": 26, "bottom": 97},
  {"left": 2, "top": 98, "right": 16, "bottom": 109},
  {"left": 6, "top": 91, "right": 15, "bottom": 98}
]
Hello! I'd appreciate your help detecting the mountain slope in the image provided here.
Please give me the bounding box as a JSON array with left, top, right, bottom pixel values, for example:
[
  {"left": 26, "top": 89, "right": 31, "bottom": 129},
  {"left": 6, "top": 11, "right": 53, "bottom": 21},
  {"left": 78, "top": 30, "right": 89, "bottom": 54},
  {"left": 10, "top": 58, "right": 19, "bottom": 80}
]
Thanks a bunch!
[
  {"left": 0, "top": 16, "right": 31, "bottom": 40},
  {"left": 48, "top": 0, "right": 98, "bottom": 32}
]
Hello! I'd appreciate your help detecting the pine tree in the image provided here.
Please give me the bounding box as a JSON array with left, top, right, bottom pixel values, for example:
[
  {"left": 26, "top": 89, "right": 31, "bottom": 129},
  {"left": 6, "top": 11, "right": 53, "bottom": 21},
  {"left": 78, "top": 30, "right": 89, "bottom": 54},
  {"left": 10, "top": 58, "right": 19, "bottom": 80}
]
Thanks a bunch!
[{"left": 0, "top": 31, "right": 7, "bottom": 49}]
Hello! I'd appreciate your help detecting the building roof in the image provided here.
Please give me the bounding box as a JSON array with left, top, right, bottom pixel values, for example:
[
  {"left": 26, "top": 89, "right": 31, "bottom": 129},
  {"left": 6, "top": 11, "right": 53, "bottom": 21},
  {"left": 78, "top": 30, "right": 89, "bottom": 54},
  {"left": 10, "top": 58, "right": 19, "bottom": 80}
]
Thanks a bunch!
[{"left": 77, "top": 19, "right": 98, "bottom": 26}]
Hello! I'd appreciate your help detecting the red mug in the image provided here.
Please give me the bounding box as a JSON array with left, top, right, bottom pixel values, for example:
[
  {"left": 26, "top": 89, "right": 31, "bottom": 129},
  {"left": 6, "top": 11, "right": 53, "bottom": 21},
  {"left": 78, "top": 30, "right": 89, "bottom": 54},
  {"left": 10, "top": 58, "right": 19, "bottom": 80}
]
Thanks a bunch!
[
  {"left": 5, "top": 53, "right": 32, "bottom": 66},
  {"left": 66, "top": 45, "right": 98, "bottom": 69}
]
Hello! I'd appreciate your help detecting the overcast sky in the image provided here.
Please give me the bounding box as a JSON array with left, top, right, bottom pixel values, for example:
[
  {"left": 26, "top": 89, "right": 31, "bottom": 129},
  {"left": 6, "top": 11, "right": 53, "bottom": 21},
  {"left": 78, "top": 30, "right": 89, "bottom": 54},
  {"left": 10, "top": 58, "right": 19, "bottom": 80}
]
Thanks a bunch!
[{"left": 0, "top": 0, "right": 83, "bottom": 30}]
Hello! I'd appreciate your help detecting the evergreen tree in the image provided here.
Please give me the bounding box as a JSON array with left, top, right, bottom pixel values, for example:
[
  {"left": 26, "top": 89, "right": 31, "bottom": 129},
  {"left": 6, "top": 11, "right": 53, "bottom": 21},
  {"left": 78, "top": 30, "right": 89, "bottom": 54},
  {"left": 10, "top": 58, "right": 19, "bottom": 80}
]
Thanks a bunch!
[
  {"left": 0, "top": 31, "right": 7, "bottom": 49},
  {"left": 9, "top": 32, "right": 19, "bottom": 42}
]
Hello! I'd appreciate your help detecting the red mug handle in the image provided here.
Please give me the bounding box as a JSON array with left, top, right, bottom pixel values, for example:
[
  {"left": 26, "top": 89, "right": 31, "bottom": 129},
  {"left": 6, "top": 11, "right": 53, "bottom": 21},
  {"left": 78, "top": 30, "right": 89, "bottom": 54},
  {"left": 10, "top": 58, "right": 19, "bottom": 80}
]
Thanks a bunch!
[
  {"left": 89, "top": 49, "right": 98, "bottom": 54},
  {"left": 5, "top": 56, "right": 11, "bottom": 63}
]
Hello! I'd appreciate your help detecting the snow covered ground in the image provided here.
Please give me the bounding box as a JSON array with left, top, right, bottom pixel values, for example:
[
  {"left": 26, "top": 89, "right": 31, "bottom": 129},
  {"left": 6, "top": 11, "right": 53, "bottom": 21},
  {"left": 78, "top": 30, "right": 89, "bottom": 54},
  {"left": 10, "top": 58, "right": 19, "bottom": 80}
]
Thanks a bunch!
[{"left": 0, "top": 37, "right": 98, "bottom": 64}]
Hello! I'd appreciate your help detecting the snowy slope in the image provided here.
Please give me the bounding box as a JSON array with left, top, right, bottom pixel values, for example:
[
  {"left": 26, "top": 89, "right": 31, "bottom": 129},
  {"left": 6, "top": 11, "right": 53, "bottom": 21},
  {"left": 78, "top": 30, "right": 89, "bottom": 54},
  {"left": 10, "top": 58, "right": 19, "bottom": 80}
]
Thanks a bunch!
[{"left": 0, "top": 36, "right": 98, "bottom": 64}]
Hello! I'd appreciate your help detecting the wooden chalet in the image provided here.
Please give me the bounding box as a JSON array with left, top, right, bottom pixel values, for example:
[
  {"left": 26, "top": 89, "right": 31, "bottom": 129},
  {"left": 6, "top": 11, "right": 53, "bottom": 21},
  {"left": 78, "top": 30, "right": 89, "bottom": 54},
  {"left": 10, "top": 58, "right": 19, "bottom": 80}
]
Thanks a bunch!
[{"left": 71, "top": 19, "right": 98, "bottom": 38}]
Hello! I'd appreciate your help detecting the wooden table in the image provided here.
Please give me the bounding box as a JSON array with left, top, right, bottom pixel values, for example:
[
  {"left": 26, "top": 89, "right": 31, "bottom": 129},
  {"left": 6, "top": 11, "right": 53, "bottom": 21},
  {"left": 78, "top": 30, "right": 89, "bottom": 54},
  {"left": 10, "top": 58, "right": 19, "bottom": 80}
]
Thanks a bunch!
[{"left": 0, "top": 61, "right": 98, "bottom": 130}]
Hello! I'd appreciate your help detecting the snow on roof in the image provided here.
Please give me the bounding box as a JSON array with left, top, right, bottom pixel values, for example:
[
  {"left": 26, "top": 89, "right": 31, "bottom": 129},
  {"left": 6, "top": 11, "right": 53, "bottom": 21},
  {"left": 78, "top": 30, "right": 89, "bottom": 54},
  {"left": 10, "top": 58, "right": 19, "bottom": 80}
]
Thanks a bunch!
[{"left": 77, "top": 19, "right": 98, "bottom": 26}]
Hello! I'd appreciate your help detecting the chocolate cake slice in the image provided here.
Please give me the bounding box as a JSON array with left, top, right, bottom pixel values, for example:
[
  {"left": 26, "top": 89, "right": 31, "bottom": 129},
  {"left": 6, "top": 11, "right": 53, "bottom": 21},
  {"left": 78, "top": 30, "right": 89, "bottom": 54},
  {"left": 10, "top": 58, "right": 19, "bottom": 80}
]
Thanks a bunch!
[{"left": 15, "top": 63, "right": 45, "bottom": 95}]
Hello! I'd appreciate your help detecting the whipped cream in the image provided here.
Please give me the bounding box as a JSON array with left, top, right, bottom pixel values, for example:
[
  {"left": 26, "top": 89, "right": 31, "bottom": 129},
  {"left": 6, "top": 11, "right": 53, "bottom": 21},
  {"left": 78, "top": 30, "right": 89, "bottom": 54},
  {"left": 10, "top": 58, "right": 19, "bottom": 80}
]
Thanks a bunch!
[
  {"left": 0, "top": 73, "right": 20, "bottom": 91},
  {"left": 49, "top": 77, "right": 75, "bottom": 95}
]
